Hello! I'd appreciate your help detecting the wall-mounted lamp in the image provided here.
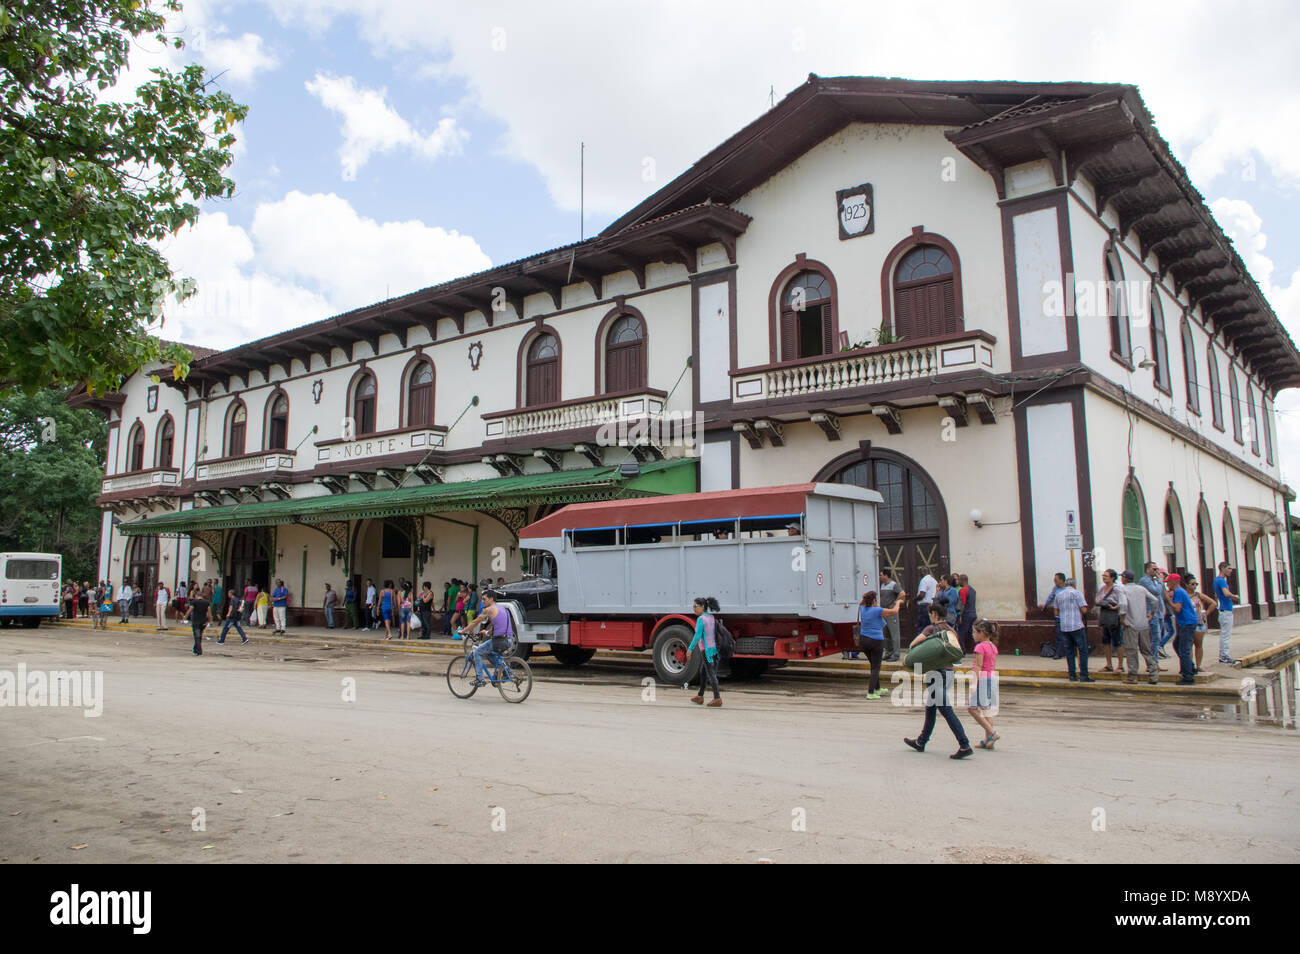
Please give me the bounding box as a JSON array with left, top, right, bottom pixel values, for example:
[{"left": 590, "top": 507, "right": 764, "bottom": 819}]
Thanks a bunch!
[
  {"left": 970, "top": 508, "right": 1019, "bottom": 529},
  {"left": 417, "top": 540, "right": 434, "bottom": 562},
  {"left": 276, "top": 548, "right": 284, "bottom": 559},
  {"left": 329, "top": 547, "right": 339, "bottom": 566},
  {"left": 1130, "top": 346, "right": 1157, "bottom": 371}
]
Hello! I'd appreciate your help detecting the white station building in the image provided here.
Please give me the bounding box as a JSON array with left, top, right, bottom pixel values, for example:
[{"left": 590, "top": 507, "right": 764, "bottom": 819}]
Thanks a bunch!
[{"left": 74, "top": 76, "right": 1298, "bottom": 649}]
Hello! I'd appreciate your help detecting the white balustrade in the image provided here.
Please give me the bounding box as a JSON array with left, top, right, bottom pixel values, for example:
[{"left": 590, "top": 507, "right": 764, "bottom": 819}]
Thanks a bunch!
[
  {"left": 101, "top": 469, "right": 179, "bottom": 494},
  {"left": 195, "top": 452, "right": 295, "bottom": 481},
  {"left": 487, "top": 393, "right": 665, "bottom": 440}
]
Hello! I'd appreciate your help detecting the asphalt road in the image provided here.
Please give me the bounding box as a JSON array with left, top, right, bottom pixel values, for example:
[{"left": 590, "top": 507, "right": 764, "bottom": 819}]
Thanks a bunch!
[{"left": 1, "top": 629, "right": 1296, "bottom": 863}]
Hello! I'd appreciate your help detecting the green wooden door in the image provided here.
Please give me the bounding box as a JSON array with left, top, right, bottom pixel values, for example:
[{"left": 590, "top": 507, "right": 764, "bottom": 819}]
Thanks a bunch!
[{"left": 1122, "top": 486, "right": 1146, "bottom": 575}]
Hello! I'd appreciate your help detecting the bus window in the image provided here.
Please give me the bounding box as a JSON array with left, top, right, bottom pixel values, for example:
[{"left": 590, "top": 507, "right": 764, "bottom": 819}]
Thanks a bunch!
[
  {"left": 677, "top": 518, "right": 737, "bottom": 542},
  {"left": 737, "top": 515, "right": 804, "bottom": 538},
  {"left": 625, "top": 523, "right": 673, "bottom": 546},
  {"left": 5, "top": 559, "right": 59, "bottom": 580},
  {"left": 568, "top": 528, "right": 619, "bottom": 548}
]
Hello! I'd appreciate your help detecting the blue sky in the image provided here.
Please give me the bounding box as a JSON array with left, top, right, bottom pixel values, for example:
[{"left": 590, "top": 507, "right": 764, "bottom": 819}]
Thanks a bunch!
[{"left": 126, "top": 0, "right": 1300, "bottom": 493}]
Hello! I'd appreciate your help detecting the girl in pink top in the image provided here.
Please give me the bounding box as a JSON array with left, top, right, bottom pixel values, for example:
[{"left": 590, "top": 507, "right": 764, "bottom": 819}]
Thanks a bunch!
[{"left": 968, "top": 619, "right": 1000, "bottom": 749}]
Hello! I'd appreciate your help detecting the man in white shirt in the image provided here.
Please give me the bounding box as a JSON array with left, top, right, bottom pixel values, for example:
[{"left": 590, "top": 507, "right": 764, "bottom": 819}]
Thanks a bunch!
[
  {"left": 915, "top": 571, "right": 937, "bottom": 631},
  {"left": 117, "top": 581, "right": 134, "bottom": 623},
  {"left": 365, "top": 579, "right": 378, "bottom": 630},
  {"left": 1117, "top": 569, "right": 1161, "bottom": 685}
]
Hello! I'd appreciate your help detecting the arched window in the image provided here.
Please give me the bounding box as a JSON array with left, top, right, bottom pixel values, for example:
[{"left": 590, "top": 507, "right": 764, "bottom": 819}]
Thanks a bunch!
[
  {"left": 1122, "top": 480, "right": 1148, "bottom": 575},
  {"left": 353, "top": 374, "right": 377, "bottom": 436},
  {"left": 226, "top": 401, "right": 247, "bottom": 457},
  {"left": 604, "top": 314, "right": 646, "bottom": 392},
  {"left": 779, "top": 270, "right": 835, "bottom": 361},
  {"left": 525, "top": 333, "right": 560, "bottom": 406},
  {"left": 127, "top": 422, "right": 146, "bottom": 472},
  {"left": 155, "top": 416, "right": 174, "bottom": 469},
  {"left": 266, "top": 392, "right": 289, "bottom": 450},
  {"left": 1206, "top": 342, "right": 1224, "bottom": 430},
  {"left": 1105, "top": 246, "right": 1131, "bottom": 362},
  {"left": 1245, "top": 380, "right": 1259, "bottom": 455},
  {"left": 1228, "top": 363, "right": 1242, "bottom": 443},
  {"left": 1181, "top": 319, "right": 1199, "bottom": 415},
  {"left": 407, "top": 360, "right": 435, "bottom": 427},
  {"left": 1263, "top": 395, "right": 1275, "bottom": 465},
  {"left": 893, "top": 245, "right": 958, "bottom": 340},
  {"left": 1149, "top": 288, "right": 1170, "bottom": 392}
]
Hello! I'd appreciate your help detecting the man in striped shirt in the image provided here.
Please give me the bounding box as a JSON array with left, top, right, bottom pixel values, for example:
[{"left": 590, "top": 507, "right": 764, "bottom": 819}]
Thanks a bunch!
[{"left": 1052, "top": 577, "right": 1092, "bottom": 682}]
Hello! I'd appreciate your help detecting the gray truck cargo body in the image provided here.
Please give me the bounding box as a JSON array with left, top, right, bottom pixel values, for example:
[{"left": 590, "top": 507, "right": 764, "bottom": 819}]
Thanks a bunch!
[{"left": 520, "top": 484, "right": 881, "bottom": 625}]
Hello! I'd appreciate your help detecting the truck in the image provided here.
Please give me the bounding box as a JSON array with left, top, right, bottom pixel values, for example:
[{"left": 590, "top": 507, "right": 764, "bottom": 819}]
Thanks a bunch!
[
  {"left": 491, "top": 483, "right": 881, "bottom": 684},
  {"left": 0, "top": 552, "right": 63, "bottom": 628}
]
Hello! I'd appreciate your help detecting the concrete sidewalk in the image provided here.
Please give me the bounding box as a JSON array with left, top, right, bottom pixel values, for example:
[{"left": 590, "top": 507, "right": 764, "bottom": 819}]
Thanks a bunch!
[{"left": 42, "top": 611, "right": 1300, "bottom": 702}]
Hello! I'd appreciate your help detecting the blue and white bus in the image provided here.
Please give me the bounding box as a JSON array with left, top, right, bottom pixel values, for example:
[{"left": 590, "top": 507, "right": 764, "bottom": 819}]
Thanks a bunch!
[{"left": 0, "top": 552, "right": 62, "bottom": 628}]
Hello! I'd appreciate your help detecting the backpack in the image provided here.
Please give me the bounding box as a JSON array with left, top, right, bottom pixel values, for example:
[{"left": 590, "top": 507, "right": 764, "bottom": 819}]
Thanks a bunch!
[
  {"left": 714, "top": 617, "right": 735, "bottom": 661},
  {"left": 1040, "top": 641, "right": 1059, "bottom": 659}
]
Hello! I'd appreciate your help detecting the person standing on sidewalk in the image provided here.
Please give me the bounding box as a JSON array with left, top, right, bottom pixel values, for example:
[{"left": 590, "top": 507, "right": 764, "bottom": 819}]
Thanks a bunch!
[
  {"left": 1166, "top": 573, "right": 1198, "bottom": 685},
  {"left": 1095, "top": 569, "right": 1124, "bottom": 674},
  {"left": 915, "top": 569, "right": 937, "bottom": 632},
  {"left": 904, "top": 604, "right": 973, "bottom": 759},
  {"left": 89, "top": 582, "right": 105, "bottom": 630},
  {"left": 688, "top": 597, "right": 723, "bottom": 708},
  {"left": 343, "top": 579, "right": 358, "bottom": 629},
  {"left": 216, "top": 589, "right": 248, "bottom": 645},
  {"left": 323, "top": 583, "right": 338, "bottom": 629},
  {"left": 1043, "top": 572, "right": 1066, "bottom": 659},
  {"left": 1212, "top": 562, "right": 1240, "bottom": 664},
  {"left": 1137, "top": 563, "right": 1166, "bottom": 658},
  {"left": 859, "top": 590, "right": 903, "bottom": 699},
  {"left": 155, "top": 581, "right": 171, "bottom": 631},
  {"left": 117, "top": 580, "right": 133, "bottom": 624},
  {"left": 957, "top": 573, "right": 977, "bottom": 655},
  {"left": 271, "top": 579, "right": 289, "bottom": 634},
  {"left": 1052, "top": 577, "right": 1092, "bottom": 681},
  {"left": 1117, "top": 570, "right": 1161, "bottom": 684},
  {"left": 878, "top": 570, "right": 903, "bottom": 662}
]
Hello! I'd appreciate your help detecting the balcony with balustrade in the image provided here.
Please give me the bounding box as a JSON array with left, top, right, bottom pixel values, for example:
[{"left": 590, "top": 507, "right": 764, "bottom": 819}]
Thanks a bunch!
[
  {"left": 730, "top": 331, "right": 998, "bottom": 405},
  {"left": 482, "top": 389, "right": 670, "bottom": 444},
  {"left": 100, "top": 467, "right": 181, "bottom": 497}
]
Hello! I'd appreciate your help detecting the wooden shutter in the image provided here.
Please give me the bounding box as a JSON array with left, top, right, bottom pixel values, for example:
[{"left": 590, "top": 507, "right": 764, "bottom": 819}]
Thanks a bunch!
[
  {"left": 780, "top": 309, "right": 797, "bottom": 361},
  {"left": 820, "top": 303, "right": 833, "bottom": 354}
]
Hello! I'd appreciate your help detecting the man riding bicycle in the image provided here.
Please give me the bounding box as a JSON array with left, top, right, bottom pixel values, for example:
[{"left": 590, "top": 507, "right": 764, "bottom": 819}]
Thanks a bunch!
[{"left": 457, "top": 591, "right": 513, "bottom": 686}]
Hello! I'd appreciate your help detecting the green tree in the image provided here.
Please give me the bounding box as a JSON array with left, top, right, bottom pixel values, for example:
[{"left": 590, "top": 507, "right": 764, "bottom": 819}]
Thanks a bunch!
[
  {"left": 0, "top": 0, "right": 246, "bottom": 395},
  {"left": 0, "top": 388, "right": 107, "bottom": 581}
]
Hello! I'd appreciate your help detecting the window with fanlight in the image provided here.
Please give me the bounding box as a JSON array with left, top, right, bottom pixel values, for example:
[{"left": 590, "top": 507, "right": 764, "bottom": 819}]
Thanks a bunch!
[
  {"left": 407, "top": 361, "right": 435, "bottom": 427},
  {"left": 604, "top": 314, "right": 646, "bottom": 392},
  {"left": 156, "top": 416, "right": 174, "bottom": 468},
  {"left": 892, "top": 245, "right": 959, "bottom": 340},
  {"left": 353, "top": 374, "right": 377, "bottom": 436},
  {"left": 267, "top": 393, "right": 289, "bottom": 450},
  {"left": 227, "top": 402, "right": 246, "bottom": 457},
  {"left": 526, "top": 333, "right": 560, "bottom": 406},
  {"left": 127, "top": 422, "right": 145, "bottom": 471},
  {"left": 779, "top": 271, "right": 835, "bottom": 361}
]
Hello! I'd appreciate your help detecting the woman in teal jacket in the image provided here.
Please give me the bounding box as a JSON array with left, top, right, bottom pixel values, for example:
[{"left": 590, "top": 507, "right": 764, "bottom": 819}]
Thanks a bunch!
[{"left": 688, "top": 596, "right": 722, "bottom": 708}]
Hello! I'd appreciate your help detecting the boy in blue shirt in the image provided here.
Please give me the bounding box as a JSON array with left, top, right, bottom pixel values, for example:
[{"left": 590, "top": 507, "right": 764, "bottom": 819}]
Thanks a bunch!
[{"left": 1166, "top": 574, "right": 1198, "bottom": 685}]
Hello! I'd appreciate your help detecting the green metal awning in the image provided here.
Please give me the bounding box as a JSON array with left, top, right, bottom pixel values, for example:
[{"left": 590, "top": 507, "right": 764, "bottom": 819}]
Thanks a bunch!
[{"left": 119, "top": 458, "right": 697, "bottom": 535}]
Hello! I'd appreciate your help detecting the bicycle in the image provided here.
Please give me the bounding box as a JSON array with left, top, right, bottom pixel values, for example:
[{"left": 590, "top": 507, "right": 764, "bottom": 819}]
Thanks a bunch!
[{"left": 446, "top": 631, "right": 533, "bottom": 703}]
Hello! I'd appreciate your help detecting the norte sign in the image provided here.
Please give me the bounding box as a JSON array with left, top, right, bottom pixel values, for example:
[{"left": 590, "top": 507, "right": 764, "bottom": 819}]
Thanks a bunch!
[{"left": 316, "top": 429, "right": 445, "bottom": 463}]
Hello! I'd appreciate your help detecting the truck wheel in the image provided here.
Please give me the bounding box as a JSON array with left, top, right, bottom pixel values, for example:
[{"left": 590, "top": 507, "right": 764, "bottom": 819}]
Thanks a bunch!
[
  {"left": 652, "top": 625, "right": 701, "bottom": 686},
  {"left": 22, "top": 617, "right": 40, "bottom": 629},
  {"left": 550, "top": 645, "right": 595, "bottom": 667},
  {"left": 513, "top": 642, "right": 533, "bottom": 661},
  {"left": 725, "top": 658, "right": 768, "bottom": 681}
]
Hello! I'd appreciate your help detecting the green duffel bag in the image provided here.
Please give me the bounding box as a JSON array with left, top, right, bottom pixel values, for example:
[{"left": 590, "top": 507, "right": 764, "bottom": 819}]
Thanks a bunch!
[{"left": 904, "top": 627, "right": 964, "bottom": 673}]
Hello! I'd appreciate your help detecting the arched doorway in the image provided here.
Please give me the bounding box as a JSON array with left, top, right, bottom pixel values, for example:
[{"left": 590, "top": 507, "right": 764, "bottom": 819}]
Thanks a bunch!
[
  {"left": 126, "top": 535, "right": 160, "bottom": 607},
  {"left": 1196, "top": 500, "right": 1214, "bottom": 588},
  {"left": 227, "top": 529, "right": 271, "bottom": 594},
  {"left": 1163, "top": 489, "right": 1186, "bottom": 573},
  {"left": 1122, "top": 480, "right": 1148, "bottom": 575},
  {"left": 818, "top": 449, "right": 946, "bottom": 645}
]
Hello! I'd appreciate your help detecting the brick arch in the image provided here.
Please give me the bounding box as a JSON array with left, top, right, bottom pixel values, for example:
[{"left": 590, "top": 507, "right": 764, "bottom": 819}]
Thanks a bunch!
[
  {"left": 594, "top": 301, "right": 648, "bottom": 394},
  {"left": 880, "top": 226, "right": 963, "bottom": 338},
  {"left": 767, "top": 253, "right": 839, "bottom": 364}
]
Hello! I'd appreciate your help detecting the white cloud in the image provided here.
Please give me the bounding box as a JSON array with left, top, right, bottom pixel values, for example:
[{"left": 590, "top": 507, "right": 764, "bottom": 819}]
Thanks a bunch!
[
  {"left": 153, "top": 192, "right": 492, "bottom": 349},
  {"left": 258, "top": 0, "right": 1300, "bottom": 217},
  {"left": 200, "top": 32, "right": 281, "bottom": 86},
  {"left": 305, "top": 73, "right": 467, "bottom": 180}
]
